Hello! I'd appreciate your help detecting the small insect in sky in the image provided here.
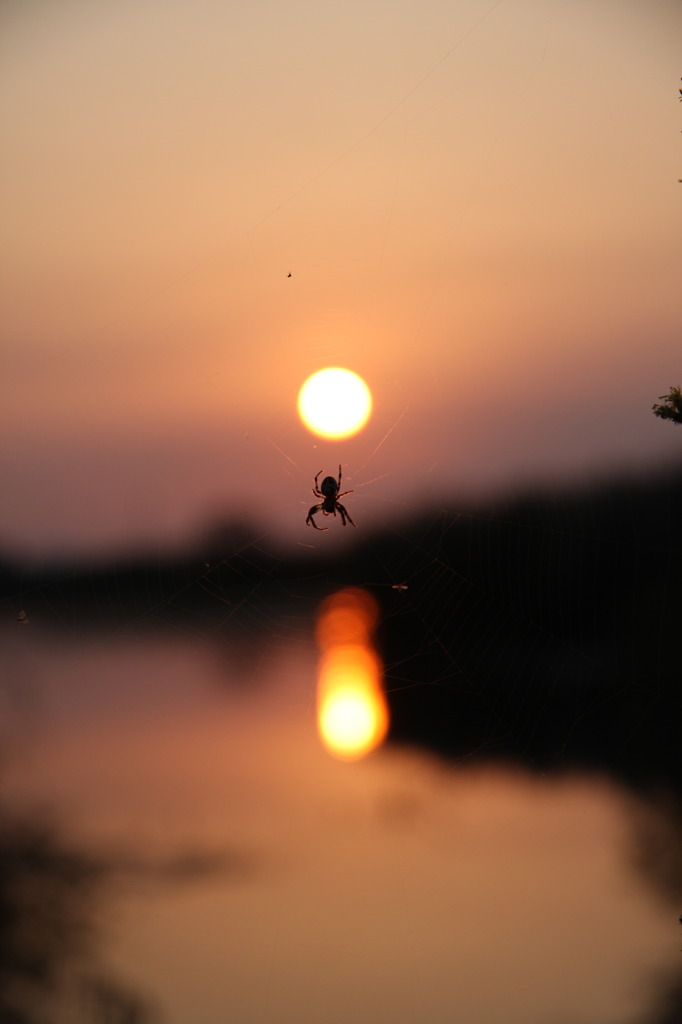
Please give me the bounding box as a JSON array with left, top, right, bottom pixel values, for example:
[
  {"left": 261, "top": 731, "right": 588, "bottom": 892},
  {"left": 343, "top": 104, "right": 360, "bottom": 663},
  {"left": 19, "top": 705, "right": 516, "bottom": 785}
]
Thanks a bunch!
[{"left": 306, "top": 465, "right": 355, "bottom": 531}]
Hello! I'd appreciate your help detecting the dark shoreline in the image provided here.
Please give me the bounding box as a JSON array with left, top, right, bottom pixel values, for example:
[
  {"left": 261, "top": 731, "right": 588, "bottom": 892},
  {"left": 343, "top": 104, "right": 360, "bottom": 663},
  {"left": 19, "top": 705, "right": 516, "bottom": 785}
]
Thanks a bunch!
[{"left": 2, "top": 464, "right": 681, "bottom": 799}]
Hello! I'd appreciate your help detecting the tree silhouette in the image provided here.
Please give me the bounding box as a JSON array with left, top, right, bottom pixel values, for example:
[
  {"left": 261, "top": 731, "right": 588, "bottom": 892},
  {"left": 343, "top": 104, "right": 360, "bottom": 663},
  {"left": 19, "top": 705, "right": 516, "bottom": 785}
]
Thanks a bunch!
[{"left": 652, "top": 386, "right": 682, "bottom": 426}]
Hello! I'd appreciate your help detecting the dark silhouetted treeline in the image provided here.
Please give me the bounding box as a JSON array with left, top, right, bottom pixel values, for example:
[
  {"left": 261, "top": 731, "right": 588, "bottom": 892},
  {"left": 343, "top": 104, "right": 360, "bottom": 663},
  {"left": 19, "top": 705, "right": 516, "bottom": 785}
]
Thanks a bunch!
[{"left": 2, "top": 466, "right": 681, "bottom": 797}]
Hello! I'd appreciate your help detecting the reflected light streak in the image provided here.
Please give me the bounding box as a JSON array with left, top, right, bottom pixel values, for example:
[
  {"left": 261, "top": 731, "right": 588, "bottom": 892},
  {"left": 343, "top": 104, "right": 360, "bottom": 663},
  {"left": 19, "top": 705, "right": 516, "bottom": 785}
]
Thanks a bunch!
[{"left": 315, "top": 589, "right": 388, "bottom": 761}]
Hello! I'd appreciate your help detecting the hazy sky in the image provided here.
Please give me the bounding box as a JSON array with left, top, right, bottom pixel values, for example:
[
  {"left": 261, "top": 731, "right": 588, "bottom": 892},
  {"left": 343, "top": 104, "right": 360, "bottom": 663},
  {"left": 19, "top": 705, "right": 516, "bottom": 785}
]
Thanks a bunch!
[{"left": 2, "top": 0, "right": 681, "bottom": 557}]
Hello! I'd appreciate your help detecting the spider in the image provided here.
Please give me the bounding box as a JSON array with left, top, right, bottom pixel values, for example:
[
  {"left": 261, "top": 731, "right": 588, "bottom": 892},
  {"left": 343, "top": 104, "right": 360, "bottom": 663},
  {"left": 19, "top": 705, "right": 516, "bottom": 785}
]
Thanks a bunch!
[{"left": 306, "top": 465, "right": 355, "bottom": 530}]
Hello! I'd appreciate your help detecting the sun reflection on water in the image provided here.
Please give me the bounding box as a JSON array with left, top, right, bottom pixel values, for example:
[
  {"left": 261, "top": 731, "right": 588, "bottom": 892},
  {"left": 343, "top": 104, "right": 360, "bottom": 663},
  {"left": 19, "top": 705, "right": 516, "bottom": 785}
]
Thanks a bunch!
[{"left": 315, "top": 588, "right": 388, "bottom": 760}]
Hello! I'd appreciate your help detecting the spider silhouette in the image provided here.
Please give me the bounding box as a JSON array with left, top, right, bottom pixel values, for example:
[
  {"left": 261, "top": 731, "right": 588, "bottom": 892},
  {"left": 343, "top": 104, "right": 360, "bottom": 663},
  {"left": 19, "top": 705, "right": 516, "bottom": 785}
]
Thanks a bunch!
[{"left": 306, "top": 465, "right": 355, "bottom": 530}]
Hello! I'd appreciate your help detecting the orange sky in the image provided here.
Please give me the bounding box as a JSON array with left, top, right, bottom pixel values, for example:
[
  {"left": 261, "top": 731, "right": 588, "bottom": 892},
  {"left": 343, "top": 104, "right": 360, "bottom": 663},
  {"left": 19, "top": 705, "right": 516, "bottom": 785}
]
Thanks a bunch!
[{"left": 1, "top": 0, "right": 681, "bottom": 555}]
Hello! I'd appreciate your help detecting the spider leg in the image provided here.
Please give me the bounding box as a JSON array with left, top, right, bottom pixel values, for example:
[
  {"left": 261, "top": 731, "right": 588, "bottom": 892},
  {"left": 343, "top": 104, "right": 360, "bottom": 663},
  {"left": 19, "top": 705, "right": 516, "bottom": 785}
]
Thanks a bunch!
[
  {"left": 336, "top": 489, "right": 353, "bottom": 499},
  {"left": 336, "top": 464, "right": 343, "bottom": 491},
  {"left": 306, "top": 503, "right": 327, "bottom": 530},
  {"left": 336, "top": 503, "right": 355, "bottom": 527}
]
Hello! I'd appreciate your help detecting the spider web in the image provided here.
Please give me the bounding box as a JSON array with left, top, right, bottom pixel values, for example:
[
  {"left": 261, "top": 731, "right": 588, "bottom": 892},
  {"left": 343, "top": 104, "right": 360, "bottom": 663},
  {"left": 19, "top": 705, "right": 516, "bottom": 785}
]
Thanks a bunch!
[
  {"left": 1, "top": 3, "right": 681, "bottom": 1021},
  {"left": 1, "top": 0, "right": 680, "bottom": 801},
  {"left": 3, "top": 440, "right": 680, "bottom": 786}
]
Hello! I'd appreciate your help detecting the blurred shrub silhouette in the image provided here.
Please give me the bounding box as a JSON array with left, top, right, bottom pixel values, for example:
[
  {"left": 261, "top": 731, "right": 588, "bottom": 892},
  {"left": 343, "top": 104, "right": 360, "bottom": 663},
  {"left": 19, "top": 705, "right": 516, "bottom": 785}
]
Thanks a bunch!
[{"left": 0, "top": 808, "right": 157, "bottom": 1024}]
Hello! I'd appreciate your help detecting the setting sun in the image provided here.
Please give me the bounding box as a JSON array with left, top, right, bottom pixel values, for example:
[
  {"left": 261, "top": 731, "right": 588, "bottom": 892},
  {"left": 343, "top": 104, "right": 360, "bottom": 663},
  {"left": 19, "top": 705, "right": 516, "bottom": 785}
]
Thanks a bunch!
[{"left": 297, "top": 368, "right": 372, "bottom": 440}]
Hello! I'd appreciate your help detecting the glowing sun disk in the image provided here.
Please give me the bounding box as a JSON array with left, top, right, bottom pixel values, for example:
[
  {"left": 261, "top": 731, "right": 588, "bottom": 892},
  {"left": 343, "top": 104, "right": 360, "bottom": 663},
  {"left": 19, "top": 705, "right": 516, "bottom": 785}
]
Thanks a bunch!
[{"left": 298, "top": 368, "right": 372, "bottom": 440}]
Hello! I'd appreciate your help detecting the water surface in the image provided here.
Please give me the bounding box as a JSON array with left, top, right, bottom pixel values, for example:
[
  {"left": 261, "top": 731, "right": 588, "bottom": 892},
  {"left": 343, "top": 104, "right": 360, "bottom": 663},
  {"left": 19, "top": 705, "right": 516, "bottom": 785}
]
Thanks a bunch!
[{"left": 1, "top": 628, "right": 678, "bottom": 1024}]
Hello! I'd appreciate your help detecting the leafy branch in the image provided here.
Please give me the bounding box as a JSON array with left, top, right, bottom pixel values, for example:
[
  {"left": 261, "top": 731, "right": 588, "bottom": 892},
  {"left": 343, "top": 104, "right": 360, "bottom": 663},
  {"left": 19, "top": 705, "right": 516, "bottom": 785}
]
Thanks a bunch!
[{"left": 652, "top": 386, "right": 682, "bottom": 426}]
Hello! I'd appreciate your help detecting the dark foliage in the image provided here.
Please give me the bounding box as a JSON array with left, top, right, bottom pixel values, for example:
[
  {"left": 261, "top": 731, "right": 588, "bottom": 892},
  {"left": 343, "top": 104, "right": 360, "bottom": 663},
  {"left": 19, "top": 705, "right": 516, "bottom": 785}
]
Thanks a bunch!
[{"left": 653, "top": 386, "right": 682, "bottom": 425}]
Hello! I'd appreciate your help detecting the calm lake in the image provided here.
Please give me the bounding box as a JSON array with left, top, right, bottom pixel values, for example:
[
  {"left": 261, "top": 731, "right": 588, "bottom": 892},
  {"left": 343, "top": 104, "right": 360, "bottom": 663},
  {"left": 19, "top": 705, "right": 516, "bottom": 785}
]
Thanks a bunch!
[{"left": 1, "top": 623, "right": 679, "bottom": 1024}]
